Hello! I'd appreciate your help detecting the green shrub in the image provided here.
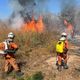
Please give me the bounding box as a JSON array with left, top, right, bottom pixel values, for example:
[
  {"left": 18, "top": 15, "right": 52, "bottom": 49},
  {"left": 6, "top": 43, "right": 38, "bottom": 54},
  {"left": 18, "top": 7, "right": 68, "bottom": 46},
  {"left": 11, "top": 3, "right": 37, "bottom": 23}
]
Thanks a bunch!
[{"left": 27, "top": 71, "right": 44, "bottom": 80}]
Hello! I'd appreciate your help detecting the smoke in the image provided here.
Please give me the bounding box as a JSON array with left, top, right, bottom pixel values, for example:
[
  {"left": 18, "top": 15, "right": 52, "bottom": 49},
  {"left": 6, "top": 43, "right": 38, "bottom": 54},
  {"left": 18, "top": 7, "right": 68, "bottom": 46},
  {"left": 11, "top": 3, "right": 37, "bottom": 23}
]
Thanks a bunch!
[
  {"left": 9, "top": 0, "right": 49, "bottom": 29},
  {"left": 60, "top": 0, "right": 76, "bottom": 24},
  {"left": 60, "top": 0, "right": 80, "bottom": 35},
  {"left": 10, "top": 13, "right": 24, "bottom": 29}
]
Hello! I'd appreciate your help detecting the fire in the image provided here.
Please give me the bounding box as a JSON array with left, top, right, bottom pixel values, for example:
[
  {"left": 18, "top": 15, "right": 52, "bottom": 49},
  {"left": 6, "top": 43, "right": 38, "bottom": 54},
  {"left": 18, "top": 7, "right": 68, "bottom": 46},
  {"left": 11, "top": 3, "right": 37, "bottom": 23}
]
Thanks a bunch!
[
  {"left": 64, "top": 19, "right": 74, "bottom": 38},
  {"left": 64, "top": 20, "right": 73, "bottom": 31},
  {"left": 21, "top": 16, "right": 44, "bottom": 33},
  {"left": 36, "top": 16, "right": 44, "bottom": 32}
]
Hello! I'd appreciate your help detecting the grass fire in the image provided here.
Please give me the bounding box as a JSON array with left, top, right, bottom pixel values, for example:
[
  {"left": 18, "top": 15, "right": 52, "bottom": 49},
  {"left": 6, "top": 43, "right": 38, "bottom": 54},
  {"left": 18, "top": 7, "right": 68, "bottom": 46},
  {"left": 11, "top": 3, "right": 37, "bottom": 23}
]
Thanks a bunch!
[{"left": 0, "top": 0, "right": 80, "bottom": 80}]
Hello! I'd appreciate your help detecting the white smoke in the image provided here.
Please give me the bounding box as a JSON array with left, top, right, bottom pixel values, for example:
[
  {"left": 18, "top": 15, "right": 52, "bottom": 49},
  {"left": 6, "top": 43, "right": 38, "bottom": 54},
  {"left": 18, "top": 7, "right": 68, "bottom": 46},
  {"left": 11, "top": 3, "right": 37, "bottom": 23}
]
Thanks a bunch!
[
  {"left": 10, "top": 0, "right": 24, "bottom": 11},
  {"left": 11, "top": 14, "right": 24, "bottom": 29}
]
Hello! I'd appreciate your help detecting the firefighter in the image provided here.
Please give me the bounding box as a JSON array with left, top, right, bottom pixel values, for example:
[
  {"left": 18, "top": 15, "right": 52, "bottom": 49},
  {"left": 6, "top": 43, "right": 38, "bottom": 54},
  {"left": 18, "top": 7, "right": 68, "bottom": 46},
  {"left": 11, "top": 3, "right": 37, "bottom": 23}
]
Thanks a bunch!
[
  {"left": 61, "top": 32, "right": 69, "bottom": 69},
  {"left": 0, "top": 32, "right": 23, "bottom": 77}
]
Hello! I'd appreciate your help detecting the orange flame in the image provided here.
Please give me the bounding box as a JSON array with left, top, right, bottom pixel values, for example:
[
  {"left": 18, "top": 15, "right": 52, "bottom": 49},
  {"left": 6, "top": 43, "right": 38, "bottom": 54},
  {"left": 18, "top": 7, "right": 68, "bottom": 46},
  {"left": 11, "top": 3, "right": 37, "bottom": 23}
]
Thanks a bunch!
[
  {"left": 36, "top": 16, "right": 44, "bottom": 32},
  {"left": 64, "top": 19, "right": 74, "bottom": 37},
  {"left": 64, "top": 20, "right": 73, "bottom": 31},
  {"left": 21, "top": 15, "right": 44, "bottom": 33}
]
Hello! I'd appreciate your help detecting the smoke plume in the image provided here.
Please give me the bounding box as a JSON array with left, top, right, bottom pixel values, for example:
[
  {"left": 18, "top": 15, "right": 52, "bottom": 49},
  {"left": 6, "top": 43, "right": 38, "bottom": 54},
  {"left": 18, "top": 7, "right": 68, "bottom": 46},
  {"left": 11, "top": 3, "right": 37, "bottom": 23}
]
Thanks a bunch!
[
  {"left": 9, "top": 0, "right": 48, "bottom": 29},
  {"left": 60, "top": 0, "right": 77, "bottom": 25}
]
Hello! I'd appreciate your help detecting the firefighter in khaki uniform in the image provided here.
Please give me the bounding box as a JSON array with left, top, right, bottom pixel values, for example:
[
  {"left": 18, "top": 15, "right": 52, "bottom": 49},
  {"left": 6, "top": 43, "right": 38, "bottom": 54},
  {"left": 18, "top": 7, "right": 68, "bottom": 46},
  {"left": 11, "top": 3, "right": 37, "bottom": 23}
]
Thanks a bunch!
[{"left": 0, "top": 32, "right": 23, "bottom": 77}]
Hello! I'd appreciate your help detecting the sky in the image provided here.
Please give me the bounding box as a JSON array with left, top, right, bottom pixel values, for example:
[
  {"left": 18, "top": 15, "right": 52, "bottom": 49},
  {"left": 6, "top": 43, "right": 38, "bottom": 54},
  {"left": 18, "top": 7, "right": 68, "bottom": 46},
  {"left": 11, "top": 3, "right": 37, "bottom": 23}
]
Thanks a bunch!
[
  {"left": 0, "top": 0, "right": 80, "bottom": 20},
  {"left": 0, "top": 0, "right": 13, "bottom": 20}
]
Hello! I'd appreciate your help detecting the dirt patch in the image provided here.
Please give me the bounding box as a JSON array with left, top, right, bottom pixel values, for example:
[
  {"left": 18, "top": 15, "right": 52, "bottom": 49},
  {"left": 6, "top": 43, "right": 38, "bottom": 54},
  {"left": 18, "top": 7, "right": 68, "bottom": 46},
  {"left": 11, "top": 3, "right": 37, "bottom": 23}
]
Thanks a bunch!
[{"left": 45, "top": 54, "right": 80, "bottom": 80}]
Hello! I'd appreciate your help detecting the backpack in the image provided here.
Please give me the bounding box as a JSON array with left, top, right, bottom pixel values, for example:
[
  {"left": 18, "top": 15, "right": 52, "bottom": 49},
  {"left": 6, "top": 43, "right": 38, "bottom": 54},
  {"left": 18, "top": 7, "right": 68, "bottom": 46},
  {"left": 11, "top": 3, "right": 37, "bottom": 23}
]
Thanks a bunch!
[
  {"left": 56, "top": 40, "right": 65, "bottom": 53},
  {"left": 3, "top": 40, "right": 16, "bottom": 54},
  {"left": 3, "top": 41, "right": 9, "bottom": 50},
  {"left": 0, "top": 40, "right": 9, "bottom": 55}
]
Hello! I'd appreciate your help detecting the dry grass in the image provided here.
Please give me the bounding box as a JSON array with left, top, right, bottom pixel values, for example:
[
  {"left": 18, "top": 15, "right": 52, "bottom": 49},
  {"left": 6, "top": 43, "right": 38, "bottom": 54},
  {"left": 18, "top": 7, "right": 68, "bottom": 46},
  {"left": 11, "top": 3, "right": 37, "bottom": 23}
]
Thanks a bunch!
[
  {"left": 0, "top": 26, "right": 59, "bottom": 80},
  {"left": 0, "top": 26, "right": 80, "bottom": 80}
]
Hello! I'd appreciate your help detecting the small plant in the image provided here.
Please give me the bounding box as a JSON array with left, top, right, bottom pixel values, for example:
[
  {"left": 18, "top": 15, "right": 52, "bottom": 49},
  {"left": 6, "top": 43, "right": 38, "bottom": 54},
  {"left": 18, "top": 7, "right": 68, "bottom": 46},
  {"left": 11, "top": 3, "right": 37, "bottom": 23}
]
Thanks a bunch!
[{"left": 27, "top": 71, "right": 44, "bottom": 80}]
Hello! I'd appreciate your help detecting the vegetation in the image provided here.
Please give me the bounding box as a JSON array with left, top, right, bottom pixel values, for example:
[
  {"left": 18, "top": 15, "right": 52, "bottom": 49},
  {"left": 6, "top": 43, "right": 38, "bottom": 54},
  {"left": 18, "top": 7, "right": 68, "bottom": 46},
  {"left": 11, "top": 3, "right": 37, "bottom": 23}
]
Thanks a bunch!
[
  {"left": 0, "top": 27, "right": 59, "bottom": 80},
  {"left": 27, "top": 72, "right": 43, "bottom": 80}
]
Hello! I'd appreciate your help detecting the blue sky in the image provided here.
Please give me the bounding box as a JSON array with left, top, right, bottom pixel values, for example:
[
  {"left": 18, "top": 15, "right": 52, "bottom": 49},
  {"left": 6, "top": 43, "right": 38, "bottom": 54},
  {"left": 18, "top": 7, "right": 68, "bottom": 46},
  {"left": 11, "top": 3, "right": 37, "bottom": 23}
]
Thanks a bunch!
[
  {"left": 0, "top": 0, "right": 80, "bottom": 20},
  {"left": 0, "top": 0, "right": 61, "bottom": 20},
  {"left": 47, "top": 0, "right": 60, "bottom": 14},
  {"left": 0, "top": 0, "right": 13, "bottom": 20}
]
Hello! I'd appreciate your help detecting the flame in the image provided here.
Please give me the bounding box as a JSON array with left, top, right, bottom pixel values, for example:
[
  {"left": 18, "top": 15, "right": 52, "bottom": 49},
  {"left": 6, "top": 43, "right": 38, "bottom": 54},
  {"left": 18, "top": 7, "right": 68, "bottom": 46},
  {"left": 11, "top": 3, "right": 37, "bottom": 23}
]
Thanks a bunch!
[
  {"left": 64, "top": 20, "right": 73, "bottom": 32},
  {"left": 36, "top": 16, "right": 44, "bottom": 32},
  {"left": 21, "top": 15, "right": 44, "bottom": 33},
  {"left": 64, "top": 19, "right": 74, "bottom": 38}
]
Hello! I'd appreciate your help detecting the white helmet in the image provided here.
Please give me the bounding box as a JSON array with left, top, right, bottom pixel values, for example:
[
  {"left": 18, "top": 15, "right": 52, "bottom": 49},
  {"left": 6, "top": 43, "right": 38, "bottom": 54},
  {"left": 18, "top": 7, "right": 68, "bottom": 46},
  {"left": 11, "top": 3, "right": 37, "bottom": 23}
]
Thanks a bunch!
[
  {"left": 59, "top": 37, "right": 66, "bottom": 41},
  {"left": 8, "top": 32, "right": 15, "bottom": 39},
  {"left": 61, "top": 32, "right": 67, "bottom": 36}
]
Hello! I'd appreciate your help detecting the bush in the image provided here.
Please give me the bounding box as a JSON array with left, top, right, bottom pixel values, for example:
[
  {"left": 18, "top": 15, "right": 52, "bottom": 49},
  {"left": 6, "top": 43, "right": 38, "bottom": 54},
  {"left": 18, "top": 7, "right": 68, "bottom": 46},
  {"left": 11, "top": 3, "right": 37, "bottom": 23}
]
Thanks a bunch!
[{"left": 27, "top": 71, "right": 44, "bottom": 80}]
